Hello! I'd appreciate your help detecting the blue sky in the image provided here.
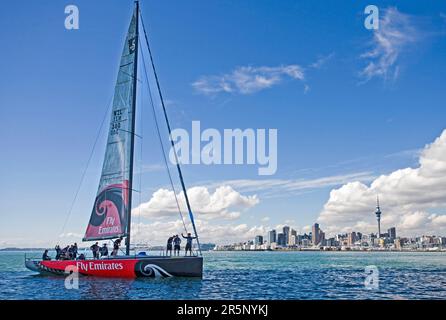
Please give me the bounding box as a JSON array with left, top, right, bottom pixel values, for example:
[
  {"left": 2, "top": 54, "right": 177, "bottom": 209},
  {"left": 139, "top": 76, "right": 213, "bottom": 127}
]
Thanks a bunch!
[{"left": 1, "top": 0, "right": 446, "bottom": 247}]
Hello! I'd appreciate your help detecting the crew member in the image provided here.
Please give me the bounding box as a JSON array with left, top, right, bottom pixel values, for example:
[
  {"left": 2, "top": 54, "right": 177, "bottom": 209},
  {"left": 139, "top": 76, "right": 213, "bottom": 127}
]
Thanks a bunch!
[
  {"left": 55, "top": 245, "right": 61, "bottom": 260},
  {"left": 42, "top": 250, "right": 51, "bottom": 261},
  {"left": 111, "top": 237, "right": 123, "bottom": 256},
  {"left": 90, "top": 242, "right": 100, "bottom": 259},
  {"left": 173, "top": 235, "right": 181, "bottom": 256},
  {"left": 181, "top": 233, "right": 197, "bottom": 256},
  {"left": 166, "top": 236, "right": 174, "bottom": 256},
  {"left": 72, "top": 243, "right": 78, "bottom": 259}
]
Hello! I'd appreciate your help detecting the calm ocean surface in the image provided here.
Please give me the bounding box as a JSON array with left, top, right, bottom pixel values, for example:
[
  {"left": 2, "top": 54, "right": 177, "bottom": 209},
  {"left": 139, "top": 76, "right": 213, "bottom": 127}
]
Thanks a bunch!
[{"left": 0, "top": 250, "right": 445, "bottom": 300}]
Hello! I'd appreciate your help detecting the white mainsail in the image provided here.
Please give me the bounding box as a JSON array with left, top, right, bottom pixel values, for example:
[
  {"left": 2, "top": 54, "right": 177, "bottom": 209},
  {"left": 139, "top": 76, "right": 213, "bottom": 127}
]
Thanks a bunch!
[{"left": 84, "top": 7, "right": 138, "bottom": 241}]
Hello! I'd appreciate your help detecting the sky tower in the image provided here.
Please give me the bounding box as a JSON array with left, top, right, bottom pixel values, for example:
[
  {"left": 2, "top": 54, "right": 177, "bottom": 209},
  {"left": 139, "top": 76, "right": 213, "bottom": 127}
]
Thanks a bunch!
[{"left": 375, "top": 196, "right": 382, "bottom": 238}]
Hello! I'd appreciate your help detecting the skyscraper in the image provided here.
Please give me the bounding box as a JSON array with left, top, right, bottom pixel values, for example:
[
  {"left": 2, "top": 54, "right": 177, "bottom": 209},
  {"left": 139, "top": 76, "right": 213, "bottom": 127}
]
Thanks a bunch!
[
  {"left": 277, "top": 233, "right": 286, "bottom": 246},
  {"left": 267, "top": 230, "right": 277, "bottom": 244},
  {"left": 312, "top": 223, "right": 320, "bottom": 245},
  {"left": 388, "top": 227, "right": 396, "bottom": 241},
  {"left": 283, "top": 226, "right": 290, "bottom": 245},
  {"left": 347, "top": 232, "right": 357, "bottom": 246},
  {"left": 375, "top": 196, "right": 382, "bottom": 237},
  {"left": 255, "top": 235, "right": 263, "bottom": 246},
  {"left": 289, "top": 229, "right": 297, "bottom": 245}
]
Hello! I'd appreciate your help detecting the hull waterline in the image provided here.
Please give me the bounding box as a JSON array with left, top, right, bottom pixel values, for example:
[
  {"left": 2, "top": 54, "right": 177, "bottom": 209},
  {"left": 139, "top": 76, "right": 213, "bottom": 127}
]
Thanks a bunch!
[{"left": 25, "top": 256, "right": 203, "bottom": 278}]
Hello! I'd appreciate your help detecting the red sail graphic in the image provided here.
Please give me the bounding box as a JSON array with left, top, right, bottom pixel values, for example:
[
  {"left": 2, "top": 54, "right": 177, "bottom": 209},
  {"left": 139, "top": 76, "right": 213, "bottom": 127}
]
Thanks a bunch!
[{"left": 84, "top": 181, "right": 129, "bottom": 240}]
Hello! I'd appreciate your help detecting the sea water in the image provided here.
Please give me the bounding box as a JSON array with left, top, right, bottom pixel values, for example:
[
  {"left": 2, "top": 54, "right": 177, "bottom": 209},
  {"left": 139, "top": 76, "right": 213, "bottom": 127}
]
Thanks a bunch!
[{"left": 0, "top": 250, "right": 445, "bottom": 300}]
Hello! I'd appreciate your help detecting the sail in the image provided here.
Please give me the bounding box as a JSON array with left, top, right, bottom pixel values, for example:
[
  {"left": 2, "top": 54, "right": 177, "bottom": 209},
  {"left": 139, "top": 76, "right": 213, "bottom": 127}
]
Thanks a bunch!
[{"left": 83, "top": 8, "right": 138, "bottom": 241}]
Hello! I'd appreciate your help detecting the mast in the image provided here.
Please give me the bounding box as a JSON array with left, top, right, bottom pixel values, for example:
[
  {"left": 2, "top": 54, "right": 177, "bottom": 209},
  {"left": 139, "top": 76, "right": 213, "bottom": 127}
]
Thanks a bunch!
[
  {"left": 125, "top": 0, "right": 140, "bottom": 255},
  {"left": 140, "top": 13, "right": 202, "bottom": 256}
]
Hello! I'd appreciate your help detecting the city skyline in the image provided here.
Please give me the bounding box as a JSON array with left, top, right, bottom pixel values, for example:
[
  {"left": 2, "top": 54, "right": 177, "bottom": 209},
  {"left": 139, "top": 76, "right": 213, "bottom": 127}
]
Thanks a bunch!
[
  {"left": 218, "top": 222, "right": 446, "bottom": 251},
  {"left": 217, "top": 201, "right": 446, "bottom": 250}
]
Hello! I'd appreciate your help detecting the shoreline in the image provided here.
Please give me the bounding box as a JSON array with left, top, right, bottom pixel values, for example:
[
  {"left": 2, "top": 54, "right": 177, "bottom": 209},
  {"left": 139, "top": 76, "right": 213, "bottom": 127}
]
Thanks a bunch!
[{"left": 212, "top": 248, "right": 446, "bottom": 253}]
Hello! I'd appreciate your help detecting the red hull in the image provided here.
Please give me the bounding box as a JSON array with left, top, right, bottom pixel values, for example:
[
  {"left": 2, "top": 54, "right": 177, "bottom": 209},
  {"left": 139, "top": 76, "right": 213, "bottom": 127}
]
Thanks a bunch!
[
  {"left": 25, "top": 256, "right": 203, "bottom": 278},
  {"left": 42, "top": 259, "right": 137, "bottom": 278}
]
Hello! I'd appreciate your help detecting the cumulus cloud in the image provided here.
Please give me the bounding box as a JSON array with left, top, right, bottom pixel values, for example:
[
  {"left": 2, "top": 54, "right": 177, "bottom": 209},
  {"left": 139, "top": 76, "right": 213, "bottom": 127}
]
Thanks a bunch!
[
  {"left": 360, "top": 7, "right": 419, "bottom": 81},
  {"left": 131, "top": 219, "right": 268, "bottom": 245},
  {"left": 192, "top": 65, "right": 305, "bottom": 95},
  {"left": 134, "top": 185, "right": 259, "bottom": 220},
  {"left": 318, "top": 130, "right": 446, "bottom": 236}
]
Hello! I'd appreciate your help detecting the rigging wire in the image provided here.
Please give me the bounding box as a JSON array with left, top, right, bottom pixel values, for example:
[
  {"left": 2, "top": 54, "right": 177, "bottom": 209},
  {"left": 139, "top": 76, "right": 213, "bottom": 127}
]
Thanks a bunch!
[
  {"left": 139, "top": 13, "right": 201, "bottom": 255},
  {"left": 137, "top": 54, "right": 144, "bottom": 246},
  {"left": 139, "top": 39, "right": 189, "bottom": 235},
  {"left": 59, "top": 96, "right": 114, "bottom": 239}
]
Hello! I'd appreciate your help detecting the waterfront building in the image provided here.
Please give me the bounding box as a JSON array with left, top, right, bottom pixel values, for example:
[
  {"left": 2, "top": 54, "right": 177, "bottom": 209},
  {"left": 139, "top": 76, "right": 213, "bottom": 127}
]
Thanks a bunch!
[
  {"left": 319, "top": 231, "right": 326, "bottom": 245},
  {"left": 312, "top": 223, "right": 320, "bottom": 245},
  {"left": 347, "top": 232, "right": 357, "bottom": 246},
  {"left": 325, "top": 238, "right": 336, "bottom": 247},
  {"left": 395, "top": 238, "right": 402, "bottom": 250},
  {"left": 289, "top": 235, "right": 297, "bottom": 246},
  {"left": 378, "top": 238, "right": 385, "bottom": 248},
  {"left": 312, "top": 223, "right": 325, "bottom": 246},
  {"left": 289, "top": 229, "right": 297, "bottom": 245},
  {"left": 388, "top": 227, "right": 396, "bottom": 241},
  {"left": 267, "top": 230, "right": 277, "bottom": 244},
  {"left": 255, "top": 235, "right": 264, "bottom": 246},
  {"left": 277, "top": 233, "right": 286, "bottom": 246},
  {"left": 283, "top": 226, "right": 290, "bottom": 245}
]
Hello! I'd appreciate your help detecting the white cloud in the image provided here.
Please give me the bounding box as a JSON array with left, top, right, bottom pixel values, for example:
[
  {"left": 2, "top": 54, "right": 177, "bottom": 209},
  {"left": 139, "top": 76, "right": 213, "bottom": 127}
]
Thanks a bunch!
[
  {"left": 192, "top": 65, "right": 305, "bottom": 95},
  {"left": 131, "top": 219, "right": 268, "bottom": 245},
  {"left": 360, "top": 7, "right": 419, "bottom": 81},
  {"left": 134, "top": 185, "right": 259, "bottom": 220},
  {"left": 318, "top": 129, "right": 446, "bottom": 236}
]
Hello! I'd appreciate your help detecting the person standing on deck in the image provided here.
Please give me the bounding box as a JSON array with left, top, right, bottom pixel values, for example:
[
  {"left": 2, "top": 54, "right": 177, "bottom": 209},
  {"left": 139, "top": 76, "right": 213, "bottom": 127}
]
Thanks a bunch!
[
  {"left": 111, "top": 237, "right": 123, "bottom": 256},
  {"left": 72, "top": 243, "right": 78, "bottom": 259},
  {"left": 68, "top": 245, "right": 74, "bottom": 259},
  {"left": 182, "top": 233, "right": 197, "bottom": 256},
  {"left": 166, "top": 236, "right": 174, "bottom": 256},
  {"left": 173, "top": 235, "right": 181, "bottom": 256},
  {"left": 55, "top": 245, "right": 61, "bottom": 260},
  {"left": 90, "top": 242, "right": 100, "bottom": 259}
]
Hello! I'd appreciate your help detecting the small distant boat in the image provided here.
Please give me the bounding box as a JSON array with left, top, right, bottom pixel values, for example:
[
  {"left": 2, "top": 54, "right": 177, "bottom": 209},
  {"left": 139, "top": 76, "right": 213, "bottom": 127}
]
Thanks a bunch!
[{"left": 25, "top": 1, "right": 203, "bottom": 278}]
